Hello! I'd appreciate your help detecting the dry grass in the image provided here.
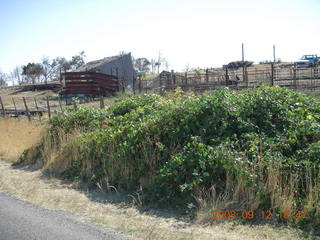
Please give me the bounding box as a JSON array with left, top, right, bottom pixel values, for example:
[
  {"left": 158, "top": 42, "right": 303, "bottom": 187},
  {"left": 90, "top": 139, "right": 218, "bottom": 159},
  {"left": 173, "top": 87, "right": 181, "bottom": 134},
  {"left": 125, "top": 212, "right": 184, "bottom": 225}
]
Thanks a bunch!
[
  {"left": 0, "top": 118, "right": 45, "bottom": 162},
  {"left": 195, "top": 158, "right": 320, "bottom": 233},
  {"left": 40, "top": 128, "right": 84, "bottom": 172},
  {"left": 0, "top": 161, "right": 307, "bottom": 240}
]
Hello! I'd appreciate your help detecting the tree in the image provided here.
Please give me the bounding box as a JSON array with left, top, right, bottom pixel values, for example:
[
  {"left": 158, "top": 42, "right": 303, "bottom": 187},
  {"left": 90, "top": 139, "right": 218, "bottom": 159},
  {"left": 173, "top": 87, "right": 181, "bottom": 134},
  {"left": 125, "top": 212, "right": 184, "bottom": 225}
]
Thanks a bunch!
[
  {"left": 17, "top": 51, "right": 86, "bottom": 85},
  {"left": 41, "top": 57, "right": 56, "bottom": 84},
  {"left": 69, "top": 51, "right": 86, "bottom": 71},
  {"left": 134, "top": 58, "right": 151, "bottom": 72},
  {"left": 155, "top": 52, "right": 162, "bottom": 74},
  {"left": 0, "top": 71, "right": 8, "bottom": 86},
  {"left": 183, "top": 63, "right": 190, "bottom": 72},
  {"left": 154, "top": 52, "right": 169, "bottom": 74},
  {"left": 54, "top": 57, "right": 70, "bottom": 72},
  {"left": 150, "top": 59, "right": 156, "bottom": 74},
  {"left": 163, "top": 58, "right": 169, "bottom": 71},
  {"left": 8, "top": 72, "right": 15, "bottom": 86},
  {"left": 53, "top": 56, "right": 71, "bottom": 83},
  {"left": 12, "top": 66, "right": 22, "bottom": 85},
  {"left": 48, "top": 51, "right": 86, "bottom": 80},
  {"left": 22, "top": 63, "right": 43, "bottom": 84}
]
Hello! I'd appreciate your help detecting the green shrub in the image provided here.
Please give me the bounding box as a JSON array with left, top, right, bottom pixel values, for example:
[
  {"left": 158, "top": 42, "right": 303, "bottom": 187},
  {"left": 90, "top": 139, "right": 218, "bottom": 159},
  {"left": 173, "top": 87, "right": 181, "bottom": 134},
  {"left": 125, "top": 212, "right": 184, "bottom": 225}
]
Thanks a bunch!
[{"left": 20, "top": 87, "right": 320, "bottom": 229}]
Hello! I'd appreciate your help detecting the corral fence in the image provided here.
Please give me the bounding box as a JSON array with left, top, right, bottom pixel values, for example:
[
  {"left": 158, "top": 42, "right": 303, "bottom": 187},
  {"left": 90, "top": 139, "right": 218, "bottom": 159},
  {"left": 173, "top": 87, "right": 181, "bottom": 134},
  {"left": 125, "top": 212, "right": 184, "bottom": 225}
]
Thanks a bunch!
[
  {"left": 0, "top": 71, "right": 120, "bottom": 121},
  {"left": 136, "top": 64, "right": 320, "bottom": 94},
  {"left": 0, "top": 94, "right": 107, "bottom": 121},
  {"left": 2, "top": 64, "right": 320, "bottom": 121}
]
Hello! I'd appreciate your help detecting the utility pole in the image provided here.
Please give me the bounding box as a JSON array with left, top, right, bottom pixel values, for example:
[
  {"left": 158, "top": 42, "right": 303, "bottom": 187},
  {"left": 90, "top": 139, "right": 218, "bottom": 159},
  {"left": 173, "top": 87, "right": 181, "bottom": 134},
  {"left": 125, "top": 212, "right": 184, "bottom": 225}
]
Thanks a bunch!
[
  {"left": 242, "top": 43, "right": 244, "bottom": 63},
  {"left": 242, "top": 43, "right": 247, "bottom": 86},
  {"left": 273, "top": 45, "right": 276, "bottom": 63}
]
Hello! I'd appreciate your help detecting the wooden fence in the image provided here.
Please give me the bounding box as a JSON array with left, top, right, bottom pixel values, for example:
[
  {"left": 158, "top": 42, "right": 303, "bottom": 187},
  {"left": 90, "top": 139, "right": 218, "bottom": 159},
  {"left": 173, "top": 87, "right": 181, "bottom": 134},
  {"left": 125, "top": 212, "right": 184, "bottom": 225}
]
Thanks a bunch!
[
  {"left": 136, "top": 64, "right": 320, "bottom": 94},
  {"left": 0, "top": 95, "right": 108, "bottom": 121},
  {"left": 2, "top": 64, "right": 320, "bottom": 121}
]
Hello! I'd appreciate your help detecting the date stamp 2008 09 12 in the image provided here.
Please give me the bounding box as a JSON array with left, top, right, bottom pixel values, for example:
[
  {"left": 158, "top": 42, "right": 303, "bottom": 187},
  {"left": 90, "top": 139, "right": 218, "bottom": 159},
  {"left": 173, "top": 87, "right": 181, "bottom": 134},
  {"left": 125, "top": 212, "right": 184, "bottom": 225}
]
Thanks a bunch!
[{"left": 210, "top": 209, "right": 309, "bottom": 220}]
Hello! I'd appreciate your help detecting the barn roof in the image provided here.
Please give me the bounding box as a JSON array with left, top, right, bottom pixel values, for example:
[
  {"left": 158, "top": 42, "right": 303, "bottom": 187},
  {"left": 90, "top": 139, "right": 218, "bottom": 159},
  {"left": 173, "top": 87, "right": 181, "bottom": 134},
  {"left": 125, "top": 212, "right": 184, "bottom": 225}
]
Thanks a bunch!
[{"left": 75, "top": 54, "right": 129, "bottom": 72}]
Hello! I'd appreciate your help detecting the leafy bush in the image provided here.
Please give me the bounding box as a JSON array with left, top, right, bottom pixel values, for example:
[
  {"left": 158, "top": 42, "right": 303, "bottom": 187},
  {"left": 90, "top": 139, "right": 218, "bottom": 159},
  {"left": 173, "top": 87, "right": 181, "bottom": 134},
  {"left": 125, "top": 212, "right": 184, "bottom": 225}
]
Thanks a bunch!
[
  {"left": 20, "top": 87, "right": 320, "bottom": 229},
  {"left": 148, "top": 138, "right": 237, "bottom": 206}
]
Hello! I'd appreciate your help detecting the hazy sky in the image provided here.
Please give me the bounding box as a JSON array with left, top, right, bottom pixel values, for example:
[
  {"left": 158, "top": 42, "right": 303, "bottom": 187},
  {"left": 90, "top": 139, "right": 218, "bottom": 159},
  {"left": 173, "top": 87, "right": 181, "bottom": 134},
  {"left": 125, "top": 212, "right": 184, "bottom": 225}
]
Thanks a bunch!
[{"left": 0, "top": 0, "right": 319, "bottom": 73}]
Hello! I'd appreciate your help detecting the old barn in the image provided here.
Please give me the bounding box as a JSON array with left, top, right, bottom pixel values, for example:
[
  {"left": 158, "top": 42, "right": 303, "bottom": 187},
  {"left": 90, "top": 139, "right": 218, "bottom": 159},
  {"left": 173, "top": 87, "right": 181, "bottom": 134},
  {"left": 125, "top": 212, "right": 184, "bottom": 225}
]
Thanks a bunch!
[{"left": 61, "top": 53, "right": 135, "bottom": 96}]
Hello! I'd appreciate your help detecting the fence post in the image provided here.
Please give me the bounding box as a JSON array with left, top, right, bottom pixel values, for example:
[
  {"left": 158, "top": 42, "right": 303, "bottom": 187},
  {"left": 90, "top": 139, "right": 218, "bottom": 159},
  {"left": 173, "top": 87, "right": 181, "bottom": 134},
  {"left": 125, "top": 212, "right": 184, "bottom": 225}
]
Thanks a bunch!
[
  {"left": 100, "top": 95, "right": 105, "bottom": 109},
  {"left": 313, "top": 66, "right": 318, "bottom": 91},
  {"left": 12, "top": 98, "right": 17, "bottom": 116},
  {"left": 225, "top": 68, "right": 229, "bottom": 86},
  {"left": 159, "top": 74, "right": 162, "bottom": 88},
  {"left": 58, "top": 97, "right": 63, "bottom": 111},
  {"left": 34, "top": 97, "right": 39, "bottom": 111},
  {"left": 293, "top": 63, "right": 297, "bottom": 89},
  {"left": 242, "top": 65, "right": 246, "bottom": 87},
  {"left": 46, "top": 96, "right": 51, "bottom": 118},
  {"left": 171, "top": 70, "right": 174, "bottom": 86},
  {"left": 271, "top": 63, "right": 274, "bottom": 86},
  {"left": 185, "top": 72, "right": 188, "bottom": 85},
  {"left": 133, "top": 75, "right": 136, "bottom": 95},
  {"left": 22, "top": 97, "right": 31, "bottom": 121},
  {"left": 34, "top": 97, "right": 41, "bottom": 120},
  {"left": 245, "top": 67, "right": 249, "bottom": 87},
  {"left": 72, "top": 99, "right": 77, "bottom": 109},
  {"left": 0, "top": 96, "right": 5, "bottom": 117},
  {"left": 139, "top": 76, "right": 142, "bottom": 93},
  {"left": 205, "top": 69, "right": 209, "bottom": 84}
]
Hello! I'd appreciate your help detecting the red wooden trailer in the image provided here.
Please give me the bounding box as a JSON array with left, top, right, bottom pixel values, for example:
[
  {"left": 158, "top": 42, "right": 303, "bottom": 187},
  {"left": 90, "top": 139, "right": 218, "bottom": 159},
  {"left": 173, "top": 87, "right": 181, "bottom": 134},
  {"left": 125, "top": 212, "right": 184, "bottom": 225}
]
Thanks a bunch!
[{"left": 60, "top": 71, "right": 119, "bottom": 96}]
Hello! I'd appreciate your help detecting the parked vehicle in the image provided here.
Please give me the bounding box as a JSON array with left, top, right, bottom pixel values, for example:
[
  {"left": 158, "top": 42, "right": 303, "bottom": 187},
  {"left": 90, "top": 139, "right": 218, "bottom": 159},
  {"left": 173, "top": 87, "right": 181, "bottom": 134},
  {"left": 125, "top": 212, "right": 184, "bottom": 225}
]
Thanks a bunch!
[
  {"left": 295, "top": 54, "right": 319, "bottom": 68},
  {"left": 224, "top": 61, "right": 253, "bottom": 70}
]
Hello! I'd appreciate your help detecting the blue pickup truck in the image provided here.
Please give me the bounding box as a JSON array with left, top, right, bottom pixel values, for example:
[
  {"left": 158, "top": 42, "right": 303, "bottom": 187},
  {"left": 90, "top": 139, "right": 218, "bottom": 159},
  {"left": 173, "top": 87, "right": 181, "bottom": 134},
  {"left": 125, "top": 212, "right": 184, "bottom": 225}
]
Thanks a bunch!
[{"left": 295, "top": 55, "right": 319, "bottom": 68}]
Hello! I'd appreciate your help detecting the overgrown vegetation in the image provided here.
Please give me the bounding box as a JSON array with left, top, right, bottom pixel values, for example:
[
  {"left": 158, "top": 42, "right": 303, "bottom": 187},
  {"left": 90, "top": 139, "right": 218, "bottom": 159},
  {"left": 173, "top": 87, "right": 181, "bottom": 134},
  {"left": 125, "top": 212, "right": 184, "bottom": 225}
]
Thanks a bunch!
[{"left": 19, "top": 87, "right": 320, "bottom": 232}]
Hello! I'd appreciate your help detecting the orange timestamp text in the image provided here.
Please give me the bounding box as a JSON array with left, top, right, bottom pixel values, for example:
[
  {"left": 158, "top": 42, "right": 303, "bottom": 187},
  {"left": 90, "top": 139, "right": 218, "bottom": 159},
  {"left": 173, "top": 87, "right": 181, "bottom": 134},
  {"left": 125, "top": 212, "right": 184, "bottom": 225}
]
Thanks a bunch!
[{"left": 210, "top": 209, "right": 308, "bottom": 220}]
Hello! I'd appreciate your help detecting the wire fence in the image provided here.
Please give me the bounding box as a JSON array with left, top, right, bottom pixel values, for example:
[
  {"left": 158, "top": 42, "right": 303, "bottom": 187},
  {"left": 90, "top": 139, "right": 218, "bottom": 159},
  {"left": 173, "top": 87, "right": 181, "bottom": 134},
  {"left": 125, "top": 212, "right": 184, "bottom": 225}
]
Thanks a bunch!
[
  {"left": 136, "top": 64, "right": 320, "bottom": 94},
  {"left": 0, "top": 95, "right": 106, "bottom": 121},
  {"left": 1, "top": 64, "right": 320, "bottom": 121}
]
